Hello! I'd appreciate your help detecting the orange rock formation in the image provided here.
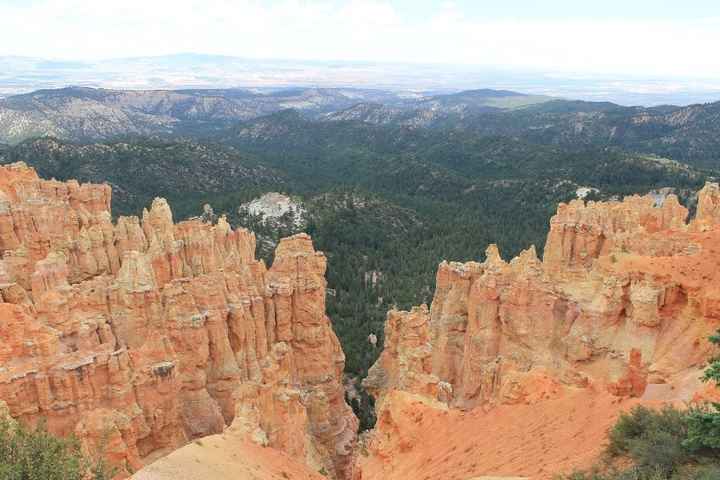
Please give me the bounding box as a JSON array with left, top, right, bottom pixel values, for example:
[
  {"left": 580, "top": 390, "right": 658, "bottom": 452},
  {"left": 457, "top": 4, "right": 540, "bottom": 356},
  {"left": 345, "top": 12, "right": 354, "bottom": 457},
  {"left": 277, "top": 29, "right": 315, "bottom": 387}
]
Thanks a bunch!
[
  {"left": 0, "top": 162, "right": 357, "bottom": 479},
  {"left": 4, "top": 160, "right": 720, "bottom": 480},
  {"left": 360, "top": 183, "right": 720, "bottom": 479}
]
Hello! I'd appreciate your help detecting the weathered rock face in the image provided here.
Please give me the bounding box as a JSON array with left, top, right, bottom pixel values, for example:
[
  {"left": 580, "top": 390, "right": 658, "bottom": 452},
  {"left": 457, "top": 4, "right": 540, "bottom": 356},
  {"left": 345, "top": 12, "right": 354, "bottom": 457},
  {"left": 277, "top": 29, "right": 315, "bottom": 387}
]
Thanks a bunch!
[
  {"left": 365, "top": 184, "right": 720, "bottom": 410},
  {"left": 0, "top": 163, "right": 357, "bottom": 478},
  {"left": 695, "top": 182, "right": 720, "bottom": 230},
  {"left": 359, "top": 184, "right": 720, "bottom": 479}
]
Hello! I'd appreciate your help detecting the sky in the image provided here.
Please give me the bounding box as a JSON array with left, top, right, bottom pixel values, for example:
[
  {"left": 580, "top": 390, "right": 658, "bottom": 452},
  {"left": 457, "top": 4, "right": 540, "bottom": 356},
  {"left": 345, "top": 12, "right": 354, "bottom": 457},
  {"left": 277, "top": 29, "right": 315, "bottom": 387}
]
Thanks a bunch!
[{"left": 2, "top": 0, "right": 720, "bottom": 77}]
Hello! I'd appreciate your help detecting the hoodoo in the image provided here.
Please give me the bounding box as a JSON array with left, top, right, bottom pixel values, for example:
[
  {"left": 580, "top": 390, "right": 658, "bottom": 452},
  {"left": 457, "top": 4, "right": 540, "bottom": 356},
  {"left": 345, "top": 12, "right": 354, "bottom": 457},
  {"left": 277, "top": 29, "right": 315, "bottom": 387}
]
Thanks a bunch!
[
  {"left": 0, "top": 162, "right": 357, "bottom": 479},
  {"left": 2, "top": 161, "right": 720, "bottom": 480},
  {"left": 358, "top": 184, "right": 720, "bottom": 479}
]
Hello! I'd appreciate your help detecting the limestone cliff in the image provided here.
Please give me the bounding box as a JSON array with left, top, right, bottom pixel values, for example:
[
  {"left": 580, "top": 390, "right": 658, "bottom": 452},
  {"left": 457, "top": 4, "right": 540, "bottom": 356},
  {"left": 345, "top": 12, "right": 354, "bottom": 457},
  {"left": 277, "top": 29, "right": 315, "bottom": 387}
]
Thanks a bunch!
[
  {"left": 0, "top": 162, "right": 357, "bottom": 478},
  {"left": 360, "top": 184, "right": 720, "bottom": 478}
]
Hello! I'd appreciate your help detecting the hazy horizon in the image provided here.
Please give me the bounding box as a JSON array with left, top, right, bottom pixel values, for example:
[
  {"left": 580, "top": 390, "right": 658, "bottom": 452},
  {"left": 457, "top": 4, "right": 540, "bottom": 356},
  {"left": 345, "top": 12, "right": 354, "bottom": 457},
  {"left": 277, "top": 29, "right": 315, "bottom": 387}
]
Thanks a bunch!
[
  {"left": 3, "top": 1, "right": 720, "bottom": 74},
  {"left": 2, "top": 52, "right": 720, "bottom": 107},
  {"left": 2, "top": 1, "right": 720, "bottom": 106}
]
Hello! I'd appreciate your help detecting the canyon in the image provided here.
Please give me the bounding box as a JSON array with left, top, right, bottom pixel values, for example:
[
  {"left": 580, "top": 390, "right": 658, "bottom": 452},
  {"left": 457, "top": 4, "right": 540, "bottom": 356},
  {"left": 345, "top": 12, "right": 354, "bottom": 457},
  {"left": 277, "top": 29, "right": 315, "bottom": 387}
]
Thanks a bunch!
[
  {"left": 0, "top": 162, "right": 356, "bottom": 479},
  {"left": 1, "top": 161, "right": 719, "bottom": 479},
  {"left": 357, "top": 183, "right": 720, "bottom": 479}
]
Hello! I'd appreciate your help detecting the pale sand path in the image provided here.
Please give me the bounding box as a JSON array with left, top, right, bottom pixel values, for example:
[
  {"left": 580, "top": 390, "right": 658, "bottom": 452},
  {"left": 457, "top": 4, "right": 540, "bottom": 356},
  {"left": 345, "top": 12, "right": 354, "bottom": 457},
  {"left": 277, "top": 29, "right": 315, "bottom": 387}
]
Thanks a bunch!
[{"left": 131, "top": 429, "right": 323, "bottom": 480}]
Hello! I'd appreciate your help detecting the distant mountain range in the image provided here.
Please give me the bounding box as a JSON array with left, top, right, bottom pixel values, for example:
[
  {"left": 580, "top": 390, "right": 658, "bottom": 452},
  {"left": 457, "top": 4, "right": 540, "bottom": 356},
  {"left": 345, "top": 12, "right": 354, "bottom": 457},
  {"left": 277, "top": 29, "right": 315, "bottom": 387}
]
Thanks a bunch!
[
  {"left": 0, "top": 86, "right": 550, "bottom": 143},
  {"left": 3, "top": 85, "right": 718, "bottom": 169}
]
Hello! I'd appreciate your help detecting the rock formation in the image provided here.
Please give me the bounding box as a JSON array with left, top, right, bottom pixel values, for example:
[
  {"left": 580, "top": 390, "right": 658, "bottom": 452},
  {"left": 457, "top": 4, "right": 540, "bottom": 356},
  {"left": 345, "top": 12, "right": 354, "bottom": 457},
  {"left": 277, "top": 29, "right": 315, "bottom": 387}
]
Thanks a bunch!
[
  {"left": 0, "top": 162, "right": 357, "bottom": 478},
  {"left": 360, "top": 183, "right": 720, "bottom": 479},
  {"left": 4, "top": 160, "right": 720, "bottom": 480}
]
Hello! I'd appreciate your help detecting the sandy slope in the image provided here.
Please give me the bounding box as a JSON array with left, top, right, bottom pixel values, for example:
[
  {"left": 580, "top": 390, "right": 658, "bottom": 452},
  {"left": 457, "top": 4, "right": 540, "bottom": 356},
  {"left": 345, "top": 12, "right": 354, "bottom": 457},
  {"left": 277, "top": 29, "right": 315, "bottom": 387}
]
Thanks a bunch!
[
  {"left": 355, "top": 389, "right": 663, "bottom": 480},
  {"left": 131, "top": 429, "right": 324, "bottom": 480}
]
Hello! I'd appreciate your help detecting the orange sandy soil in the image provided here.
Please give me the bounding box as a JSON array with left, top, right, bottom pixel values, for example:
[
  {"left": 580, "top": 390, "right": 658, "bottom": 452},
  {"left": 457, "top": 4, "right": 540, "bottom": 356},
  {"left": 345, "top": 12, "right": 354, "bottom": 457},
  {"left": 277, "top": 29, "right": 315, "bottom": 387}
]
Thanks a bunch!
[
  {"left": 356, "top": 389, "right": 659, "bottom": 480},
  {"left": 131, "top": 430, "right": 323, "bottom": 480}
]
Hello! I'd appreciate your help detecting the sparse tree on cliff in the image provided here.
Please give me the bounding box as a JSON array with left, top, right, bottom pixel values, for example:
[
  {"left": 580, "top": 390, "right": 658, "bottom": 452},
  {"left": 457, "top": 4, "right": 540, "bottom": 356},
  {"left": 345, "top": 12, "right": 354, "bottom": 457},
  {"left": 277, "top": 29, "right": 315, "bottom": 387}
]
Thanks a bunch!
[{"left": 685, "top": 330, "right": 720, "bottom": 451}]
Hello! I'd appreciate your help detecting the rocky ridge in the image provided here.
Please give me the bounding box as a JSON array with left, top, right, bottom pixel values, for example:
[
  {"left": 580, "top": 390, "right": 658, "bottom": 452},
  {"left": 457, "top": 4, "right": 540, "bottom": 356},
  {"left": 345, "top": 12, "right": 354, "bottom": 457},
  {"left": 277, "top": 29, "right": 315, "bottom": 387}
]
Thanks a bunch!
[
  {"left": 0, "top": 162, "right": 357, "bottom": 478},
  {"left": 0, "top": 86, "right": 406, "bottom": 144},
  {"left": 359, "top": 183, "right": 720, "bottom": 479}
]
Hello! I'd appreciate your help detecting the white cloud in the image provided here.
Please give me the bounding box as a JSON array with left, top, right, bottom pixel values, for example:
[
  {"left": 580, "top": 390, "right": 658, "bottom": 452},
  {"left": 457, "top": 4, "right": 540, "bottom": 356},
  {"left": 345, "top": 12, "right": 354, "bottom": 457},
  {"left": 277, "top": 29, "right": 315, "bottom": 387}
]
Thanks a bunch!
[{"left": 1, "top": 0, "right": 719, "bottom": 78}]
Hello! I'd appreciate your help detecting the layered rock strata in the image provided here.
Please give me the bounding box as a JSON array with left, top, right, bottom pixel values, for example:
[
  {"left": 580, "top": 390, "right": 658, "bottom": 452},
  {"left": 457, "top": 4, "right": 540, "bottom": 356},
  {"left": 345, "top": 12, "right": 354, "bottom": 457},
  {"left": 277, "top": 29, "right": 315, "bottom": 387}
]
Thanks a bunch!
[
  {"left": 0, "top": 162, "right": 357, "bottom": 478},
  {"left": 359, "top": 183, "right": 720, "bottom": 479},
  {"left": 365, "top": 183, "right": 720, "bottom": 409}
]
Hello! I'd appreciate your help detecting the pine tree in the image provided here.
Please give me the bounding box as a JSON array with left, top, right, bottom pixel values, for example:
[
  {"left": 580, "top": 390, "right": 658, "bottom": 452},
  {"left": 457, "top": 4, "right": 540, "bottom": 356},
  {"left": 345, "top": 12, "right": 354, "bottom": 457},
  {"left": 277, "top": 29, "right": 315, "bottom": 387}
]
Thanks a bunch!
[{"left": 685, "top": 330, "right": 720, "bottom": 451}]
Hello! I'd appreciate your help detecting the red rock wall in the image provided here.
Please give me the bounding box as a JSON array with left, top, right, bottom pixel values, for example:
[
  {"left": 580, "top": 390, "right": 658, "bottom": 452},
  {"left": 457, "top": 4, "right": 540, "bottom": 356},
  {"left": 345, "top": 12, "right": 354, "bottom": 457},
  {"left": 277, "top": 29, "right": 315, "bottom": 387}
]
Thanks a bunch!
[
  {"left": 0, "top": 163, "right": 357, "bottom": 478},
  {"left": 365, "top": 183, "right": 720, "bottom": 410}
]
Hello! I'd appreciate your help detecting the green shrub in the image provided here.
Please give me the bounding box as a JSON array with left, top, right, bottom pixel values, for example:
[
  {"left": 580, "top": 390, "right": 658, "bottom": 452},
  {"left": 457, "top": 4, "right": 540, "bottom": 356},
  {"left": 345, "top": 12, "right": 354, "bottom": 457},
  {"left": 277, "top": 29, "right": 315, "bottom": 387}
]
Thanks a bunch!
[
  {"left": 685, "top": 404, "right": 720, "bottom": 452},
  {"left": 676, "top": 464, "right": 720, "bottom": 480},
  {"left": 608, "top": 406, "right": 690, "bottom": 474},
  {"left": 0, "top": 418, "right": 114, "bottom": 480},
  {"left": 558, "top": 469, "right": 608, "bottom": 480}
]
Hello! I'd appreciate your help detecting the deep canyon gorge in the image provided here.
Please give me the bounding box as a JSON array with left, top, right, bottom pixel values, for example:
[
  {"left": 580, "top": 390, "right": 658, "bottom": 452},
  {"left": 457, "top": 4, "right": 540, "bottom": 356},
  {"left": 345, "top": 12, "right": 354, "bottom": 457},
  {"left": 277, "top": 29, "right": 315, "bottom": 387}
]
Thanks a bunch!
[{"left": 1, "top": 162, "right": 719, "bottom": 479}]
